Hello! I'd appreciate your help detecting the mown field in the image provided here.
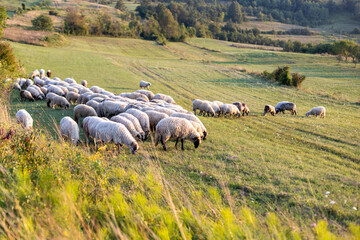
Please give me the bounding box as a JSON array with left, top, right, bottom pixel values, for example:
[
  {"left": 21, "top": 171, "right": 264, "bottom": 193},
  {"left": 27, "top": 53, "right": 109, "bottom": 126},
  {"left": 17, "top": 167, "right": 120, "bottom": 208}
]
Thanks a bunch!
[{"left": 7, "top": 37, "right": 360, "bottom": 237}]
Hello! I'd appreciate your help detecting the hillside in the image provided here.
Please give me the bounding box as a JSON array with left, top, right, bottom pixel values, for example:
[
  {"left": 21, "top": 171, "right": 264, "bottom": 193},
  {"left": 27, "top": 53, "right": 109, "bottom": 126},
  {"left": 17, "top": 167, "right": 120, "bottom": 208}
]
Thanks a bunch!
[{"left": 4, "top": 37, "right": 359, "bottom": 238}]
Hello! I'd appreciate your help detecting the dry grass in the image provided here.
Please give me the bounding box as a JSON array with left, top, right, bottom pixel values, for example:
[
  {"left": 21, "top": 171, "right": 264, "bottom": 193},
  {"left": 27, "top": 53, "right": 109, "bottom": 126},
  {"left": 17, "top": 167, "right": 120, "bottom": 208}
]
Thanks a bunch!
[
  {"left": 6, "top": 10, "right": 63, "bottom": 28},
  {"left": 3, "top": 27, "right": 51, "bottom": 46},
  {"left": 241, "top": 18, "right": 308, "bottom": 31},
  {"left": 264, "top": 34, "right": 327, "bottom": 44},
  {"left": 230, "top": 42, "right": 283, "bottom": 51}
]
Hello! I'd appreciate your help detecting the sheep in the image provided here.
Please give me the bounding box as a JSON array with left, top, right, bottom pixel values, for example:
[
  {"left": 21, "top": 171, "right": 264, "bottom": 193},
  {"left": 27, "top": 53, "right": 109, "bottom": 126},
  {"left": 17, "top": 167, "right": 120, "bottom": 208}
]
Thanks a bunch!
[
  {"left": 126, "top": 108, "right": 150, "bottom": 139},
  {"left": 155, "top": 117, "right": 201, "bottom": 151},
  {"left": 60, "top": 117, "right": 79, "bottom": 145},
  {"left": 82, "top": 116, "right": 109, "bottom": 145},
  {"left": 64, "top": 78, "right": 77, "bottom": 84},
  {"left": 153, "top": 93, "right": 176, "bottom": 104},
  {"left": 20, "top": 90, "right": 35, "bottom": 102},
  {"left": 233, "top": 102, "right": 244, "bottom": 112},
  {"left": 212, "top": 101, "right": 224, "bottom": 108},
  {"left": 46, "top": 92, "right": 58, "bottom": 107},
  {"left": 120, "top": 92, "right": 146, "bottom": 100},
  {"left": 34, "top": 76, "right": 45, "bottom": 86},
  {"left": 139, "top": 80, "right": 151, "bottom": 89},
  {"left": 209, "top": 101, "right": 221, "bottom": 116},
  {"left": 221, "top": 104, "right": 241, "bottom": 117},
  {"left": 13, "top": 83, "right": 21, "bottom": 91},
  {"left": 97, "top": 101, "right": 126, "bottom": 118},
  {"left": 136, "top": 95, "right": 149, "bottom": 102},
  {"left": 154, "top": 107, "right": 175, "bottom": 116},
  {"left": 24, "top": 79, "right": 33, "bottom": 89},
  {"left": 58, "top": 86, "right": 69, "bottom": 95},
  {"left": 192, "top": 99, "right": 215, "bottom": 116},
  {"left": 39, "top": 69, "right": 45, "bottom": 79},
  {"left": 241, "top": 103, "right": 250, "bottom": 116},
  {"left": 189, "top": 120, "right": 204, "bottom": 139},
  {"left": 19, "top": 78, "right": 27, "bottom": 89},
  {"left": 47, "top": 70, "right": 51, "bottom": 78},
  {"left": 81, "top": 80, "right": 88, "bottom": 87},
  {"left": 306, "top": 106, "right": 326, "bottom": 118},
  {"left": 90, "top": 86, "right": 104, "bottom": 93},
  {"left": 263, "top": 105, "right": 275, "bottom": 116},
  {"left": 74, "top": 104, "right": 98, "bottom": 124},
  {"left": 48, "top": 85, "right": 66, "bottom": 97},
  {"left": 170, "top": 112, "right": 207, "bottom": 140},
  {"left": 49, "top": 95, "right": 70, "bottom": 109},
  {"left": 66, "top": 86, "right": 79, "bottom": 94},
  {"left": 95, "top": 121, "right": 139, "bottom": 154},
  {"left": 66, "top": 91, "right": 80, "bottom": 104},
  {"left": 144, "top": 110, "right": 169, "bottom": 131},
  {"left": 135, "top": 89, "right": 154, "bottom": 100},
  {"left": 111, "top": 115, "right": 142, "bottom": 140},
  {"left": 30, "top": 69, "right": 40, "bottom": 79},
  {"left": 86, "top": 100, "right": 100, "bottom": 112},
  {"left": 40, "top": 87, "right": 48, "bottom": 95},
  {"left": 27, "top": 85, "right": 45, "bottom": 100},
  {"left": 275, "top": 101, "right": 296, "bottom": 115},
  {"left": 118, "top": 113, "right": 145, "bottom": 140},
  {"left": 16, "top": 109, "right": 33, "bottom": 130}
]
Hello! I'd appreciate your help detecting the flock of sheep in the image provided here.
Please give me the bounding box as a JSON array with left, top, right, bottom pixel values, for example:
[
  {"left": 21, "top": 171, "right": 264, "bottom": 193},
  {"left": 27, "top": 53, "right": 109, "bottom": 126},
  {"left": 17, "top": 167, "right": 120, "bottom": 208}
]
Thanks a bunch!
[{"left": 9, "top": 68, "right": 326, "bottom": 154}]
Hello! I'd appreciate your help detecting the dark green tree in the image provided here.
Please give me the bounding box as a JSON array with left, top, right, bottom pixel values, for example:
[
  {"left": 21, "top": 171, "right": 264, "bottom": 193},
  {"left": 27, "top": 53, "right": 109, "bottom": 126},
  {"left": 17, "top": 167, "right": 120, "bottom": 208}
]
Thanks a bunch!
[
  {"left": 64, "top": 8, "right": 88, "bottom": 35},
  {"left": 115, "top": 0, "right": 126, "bottom": 11},
  {"left": 0, "top": 7, "right": 6, "bottom": 38},
  {"left": 32, "top": 14, "right": 54, "bottom": 31},
  {"left": 227, "top": 1, "right": 244, "bottom": 23},
  {"left": 158, "top": 8, "right": 179, "bottom": 40}
]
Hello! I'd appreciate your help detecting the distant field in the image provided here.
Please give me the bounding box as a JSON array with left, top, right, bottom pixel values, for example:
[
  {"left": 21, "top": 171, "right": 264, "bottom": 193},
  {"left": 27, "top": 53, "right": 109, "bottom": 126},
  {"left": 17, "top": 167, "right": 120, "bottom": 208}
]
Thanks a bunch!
[{"left": 9, "top": 37, "right": 360, "bottom": 231}]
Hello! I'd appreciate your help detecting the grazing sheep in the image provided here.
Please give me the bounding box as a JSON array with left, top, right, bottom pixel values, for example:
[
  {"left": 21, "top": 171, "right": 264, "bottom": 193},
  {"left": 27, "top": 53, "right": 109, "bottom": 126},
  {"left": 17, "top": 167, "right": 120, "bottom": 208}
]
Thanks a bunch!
[
  {"left": 39, "top": 69, "right": 45, "bottom": 79},
  {"left": 24, "top": 79, "right": 33, "bottom": 89},
  {"left": 48, "top": 85, "right": 66, "bottom": 97},
  {"left": 16, "top": 109, "right": 33, "bottom": 130},
  {"left": 275, "top": 101, "right": 296, "bottom": 115},
  {"left": 95, "top": 121, "right": 139, "bottom": 154},
  {"left": 144, "top": 110, "right": 169, "bottom": 131},
  {"left": 81, "top": 80, "right": 88, "bottom": 87},
  {"left": 66, "top": 86, "right": 79, "bottom": 94},
  {"left": 212, "top": 101, "right": 224, "bottom": 108},
  {"left": 66, "top": 91, "right": 80, "bottom": 104},
  {"left": 49, "top": 95, "right": 70, "bottom": 109},
  {"left": 86, "top": 100, "right": 100, "bottom": 112},
  {"left": 139, "top": 80, "right": 151, "bottom": 89},
  {"left": 111, "top": 115, "right": 142, "bottom": 140},
  {"left": 40, "top": 87, "right": 47, "bottom": 95},
  {"left": 170, "top": 112, "right": 207, "bottom": 140},
  {"left": 74, "top": 104, "right": 98, "bottom": 124},
  {"left": 34, "top": 76, "right": 45, "bottom": 86},
  {"left": 153, "top": 93, "right": 176, "bottom": 104},
  {"left": 20, "top": 90, "right": 35, "bottom": 102},
  {"left": 97, "top": 101, "right": 126, "bottom": 118},
  {"left": 241, "top": 103, "right": 249, "bottom": 116},
  {"left": 135, "top": 89, "right": 154, "bottom": 100},
  {"left": 233, "top": 102, "right": 244, "bottom": 112},
  {"left": 90, "top": 86, "right": 104, "bottom": 93},
  {"left": 154, "top": 107, "right": 174, "bottom": 116},
  {"left": 136, "top": 95, "right": 149, "bottom": 102},
  {"left": 189, "top": 120, "right": 204, "bottom": 139},
  {"left": 192, "top": 99, "right": 215, "bottom": 116},
  {"left": 13, "top": 83, "right": 21, "bottom": 91},
  {"left": 263, "top": 105, "right": 275, "bottom": 116},
  {"left": 118, "top": 113, "right": 145, "bottom": 140},
  {"left": 221, "top": 104, "right": 241, "bottom": 117},
  {"left": 82, "top": 117, "right": 109, "bottom": 145},
  {"left": 27, "top": 86, "right": 45, "bottom": 100},
  {"left": 126, "top": 108, "right": 150, "bottom": 140},
  {"left": 306, "top": 106, "right": 326, "bottom": 118},
  {"left": 19, "top": 78, "right": 27, "bottom": 89},
  {"left": 120, "top": 92, "right": 146, "bottom": 100},
  {"left": 64, "top": 78, "right": 77, "bottom": 84},
  {"left": 46, "top": 92, "right": 58, "bottom": 107},
  {"left": 155, "top": 117, "right": 201, "bottom": 151},
  {"left": 47, "top": 70, "right": 51, "bottom": 78},
  {"left": 209, "top": 101, "right": 221, "bottom": 116},
  {"left": 60, "top": 117, "right": 79, "bottom": 145},
  {"left": 30, "top": 69, "right": 40, "bottom": 79}
]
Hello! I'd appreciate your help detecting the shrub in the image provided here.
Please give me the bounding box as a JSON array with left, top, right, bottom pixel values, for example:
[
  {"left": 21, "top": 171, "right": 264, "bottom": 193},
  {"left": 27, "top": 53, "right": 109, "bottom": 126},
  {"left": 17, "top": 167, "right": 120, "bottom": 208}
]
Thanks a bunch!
[
  {"left": 291, "top": 72, "right": 306, "bottom": 88},
  {"left": 156, "top": 34, "right": 167, "bottom": 45},
  {"left": 63, "top": 8, "right": 88, "bottom": 36},
  {"left": 32, "top": 14, "right": 54, "bottom": 31},
  {"left": 49, "top": 10, "right": 58, "bottom": 16},
  {"left": 262, "top": 66, "right": 305, "bottom": 88},
  {"left": 40, "top": 33, "right": 67, "bottom": 46}
]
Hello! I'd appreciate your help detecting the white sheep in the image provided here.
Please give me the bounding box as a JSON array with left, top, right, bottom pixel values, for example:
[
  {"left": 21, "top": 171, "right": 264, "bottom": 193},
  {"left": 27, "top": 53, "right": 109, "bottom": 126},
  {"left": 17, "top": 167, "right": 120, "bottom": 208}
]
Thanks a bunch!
[
  {"left": 30, "top": 69, "right": 40, "bottom": 79},
  {"left": 155, "top": 117, "right": 201, "bottom": 151},
  {"left": 193, "top": 99, "right": 215, "bottom": 116},
  {"left": 47, "top": 85, "right": 66, "bottom": 97},
  {"left": 34, "top": 76, "right": 45, "bottom": 86},
  {"left": 154, "top": 107, "right": 175, "bottom": 116},
  {"left": 275, "top": 101, "right": 296, "bottom": 115},
  {"left": 139, "top": 80, "right": 151, "bottom": 89},
  {"left": 82, "top": 116, "right": 109, "bottom": 145},
  {"left": 97, "top": 101, "right": 126, "bottom": 118},
  {"left": 135, "top": 89, "right": 154, "bottom": 100},
  {"left": 220, "top": 104, "right": 240, "bottom": 117},
  {"left": 39, "top": 69, "right": 45, "bottom": 79},
  {"left": 111, "top": 115, "right": 142, "bottom": 140},
  {"left": 16, "top": 109, "right": 33, "bottom": 130},
  {"left": 126, "top": 108, "right": 150, "bottom": 140},
  {"left": 263, "top": 105, "right": 275, "bottom": 116},
  {"left": 66, "top": 91, "right": 80, "bottom": 104},
  {"left": 64, "top": 78, "right": 77, "bottom": 84},
  {"left": 144, "top": 110, "right": 169, "bottom": 131},
  {"left": 20, "top": 90, "right": 35, "bottom": 102},
  {"left": 170, "top": 112, "right": 207, "bottom": 140},
  {"left": 27, "top": 85, "right": 45, "bottom": 100},
  {"left": 81, "top": 80, "right": 88, "bottom": 87},
  {"left": 46, "top": 92, "right": 58, "bottom": 107},
  {"left": 60, "top": 117, "right": 79, "bottom": 145},
  {"left": 306, "top": 106, "right": 326, "bottom": 118},
  {"left": 118, "top": 113, "right": 145, "bottom": 140},
  {"left": 95, "top": 121, "right": 139, "bottom": 154},
  {"left": 120, "top": 92, "right": 146, "bottom": 100},
  {"left": 49, "top": 95, "right": 70, "bottom": 109},
  {"left": 153, "top": 93, "right": 176, "bottom": 104},
  {"left": 13, "top": 83, "right": 21, "bottom": 91},
  {"left": 86, "top": 100, "right": 100, "bottom": 112},
  {"left": 74, "top": 104, "right": 98, "bottom": 124}
]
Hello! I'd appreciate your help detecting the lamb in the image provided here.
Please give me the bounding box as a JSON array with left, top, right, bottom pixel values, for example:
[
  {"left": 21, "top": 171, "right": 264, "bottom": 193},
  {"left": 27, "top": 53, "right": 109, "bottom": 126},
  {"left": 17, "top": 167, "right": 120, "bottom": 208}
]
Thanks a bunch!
[
  {"left": 155, "top": 117, "right": 201, "bottom": 151},
  {"left": 126, "top": 108, "right": 150, "bottom": 139},
  {"left": 20, "top": 90, "right": 35, "bottom": 102},
  {"left": 144, "top": 110, "right": 169, "bottom": 131},
  {"left": 47, "top": 70, "right": 51, "bottom": 78},
  {"left": 153, "top": 93, "right": 176, "bottom": 104},
  {"left": 47, "top": 85, "right": 66, "bottom": 97},
  {"left": 60, "top": 117, "right": 79, "bottom": 145},
  {"left": 192, "top": 99, "right": 215, "bottom": 116},
  {"left": 30, "top": 69, "right": 40, "bottom": 79},
  {"left": 135, "top": 89, "right": 154, "bottom": 100},
  {"left": 66, "top": 91, "right": 80, "bottom": 104},
  {"left": 139, "top": 80, "right": 151, "bottom": 89},
  {"left": 263, "top": 105, "right": 275, "bottom": 116},
  {"left": 16, "top": 109, "right": 33, "bottom": 130},
  {"left": 220, "top": 104, "right": 241, "bottom": 117},
  {"left": 170, "top": 112, "right": 207, "bottom": 140},
  {"left": 275, "top": 101, "right": 296, "bottom": 115},
  {"left": 95, "top": 121, "right": 139, "bottom": 154},
  {"left": 49, "top": 95, "right": 70, "bottom": 109},
  {"left": 74, "top": 104, "right": 98, "bottom": 124},
  {"left": 118, "top": 113, "right": 145, "bottom": 140},
  {"left": 82, "top": 116, "right": 109, "bottom": 145},
  {"left": 81, "top": 80, "right": 88, "bottom": 87},
  {"left": 111, "top": 115, "right": 142, "bottom": 140},
  {"left": 306, "top": 106, "right": 326, "bottom": 118}
]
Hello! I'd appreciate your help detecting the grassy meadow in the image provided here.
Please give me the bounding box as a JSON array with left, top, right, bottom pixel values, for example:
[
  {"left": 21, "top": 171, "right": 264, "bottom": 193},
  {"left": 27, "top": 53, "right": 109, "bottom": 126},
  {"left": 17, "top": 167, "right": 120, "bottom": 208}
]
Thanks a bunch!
[{"left": 2, "top": 36, "right": 360, "bottom": 238}]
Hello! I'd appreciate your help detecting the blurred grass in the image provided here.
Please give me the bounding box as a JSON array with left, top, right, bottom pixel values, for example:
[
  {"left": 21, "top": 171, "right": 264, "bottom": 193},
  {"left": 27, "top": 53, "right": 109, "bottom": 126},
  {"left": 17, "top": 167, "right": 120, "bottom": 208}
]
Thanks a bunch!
[{"left": 5, "top": 36, "right": 360, "bottom": 237}]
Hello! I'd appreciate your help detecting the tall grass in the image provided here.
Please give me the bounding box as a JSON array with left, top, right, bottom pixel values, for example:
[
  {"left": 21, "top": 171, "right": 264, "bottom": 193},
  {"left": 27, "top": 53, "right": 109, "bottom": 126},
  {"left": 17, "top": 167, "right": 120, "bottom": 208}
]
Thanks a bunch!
[{"left": 0, "top": 96, "right": 359, "bottom": 239}]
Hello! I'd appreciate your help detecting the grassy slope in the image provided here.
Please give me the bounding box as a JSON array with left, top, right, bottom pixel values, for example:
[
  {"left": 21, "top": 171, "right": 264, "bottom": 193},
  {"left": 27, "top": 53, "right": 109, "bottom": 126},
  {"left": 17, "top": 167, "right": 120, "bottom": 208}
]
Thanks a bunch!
[{"left": 9, "top": 37, "right": 360, "bottom": 229}]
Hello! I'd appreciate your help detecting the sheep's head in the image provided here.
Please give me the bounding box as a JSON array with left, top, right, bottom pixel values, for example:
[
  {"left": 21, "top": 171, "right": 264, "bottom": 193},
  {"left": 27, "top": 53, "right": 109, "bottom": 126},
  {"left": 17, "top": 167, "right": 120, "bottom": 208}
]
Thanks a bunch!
[
  {"left": 305, "top": 112, "right": 309, "bottom": 117},
  {"left": 65, "top": 103, "right": 70, "bottom": 109},
  {"left": 202, "top": 131, "right": 207, "bottom": 140},
  {"left": 193, "top": 136, "right": 201, "bottom": 148},
  {"left": 131, "top": 142, "right": 139, "bottom": 154}
]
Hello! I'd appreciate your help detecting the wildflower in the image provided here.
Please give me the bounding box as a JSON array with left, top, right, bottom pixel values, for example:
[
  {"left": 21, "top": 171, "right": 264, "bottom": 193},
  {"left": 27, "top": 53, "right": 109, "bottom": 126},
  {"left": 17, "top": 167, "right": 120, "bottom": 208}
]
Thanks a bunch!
[
  {"left": 314, "top": 214, "right": 317, "bottom": 216},
  {"left": 311, "top": 223, "right": 316, "bottom": 227},
  {"left": 325, "top": 191, "right": 330, "bottom": 195},
  {"left": 330, "top": 201, "right": 335, "bottom": 204}
]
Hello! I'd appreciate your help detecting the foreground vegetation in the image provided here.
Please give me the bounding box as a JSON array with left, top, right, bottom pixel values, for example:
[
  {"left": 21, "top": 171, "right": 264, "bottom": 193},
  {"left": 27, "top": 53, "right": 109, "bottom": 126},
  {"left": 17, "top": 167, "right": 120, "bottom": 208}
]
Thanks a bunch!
[{"left": 1, "top": 36, "right": 358, "bottom": 238}]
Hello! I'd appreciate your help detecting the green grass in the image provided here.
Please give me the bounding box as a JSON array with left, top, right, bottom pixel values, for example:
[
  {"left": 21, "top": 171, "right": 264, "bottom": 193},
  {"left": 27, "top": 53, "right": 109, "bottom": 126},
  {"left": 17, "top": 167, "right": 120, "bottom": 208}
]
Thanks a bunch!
[{"left": 5, "top": 36, "right": 360, "bottom": 237}]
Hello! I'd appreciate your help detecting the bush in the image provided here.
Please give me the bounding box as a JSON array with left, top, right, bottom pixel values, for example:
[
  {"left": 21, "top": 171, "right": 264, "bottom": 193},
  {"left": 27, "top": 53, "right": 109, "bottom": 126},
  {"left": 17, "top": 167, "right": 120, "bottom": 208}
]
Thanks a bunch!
[
  {"left": 63, "top": 8, "right": 88, "bottom": 36},
  {"left": 40, "top": 33, "right": 67, "bottom": 46},
  {"left": 32, "top": 14, "right": 54, "bottom": 31},
  {"left": 49, "top": 10, "right": 58, "bottom": 16},
  {"left": 291, "top": 72, "right": 306, "bottom": 88},
  {"left": 263, "top": 66, "right": 305, "bottom": 88},
  {"left": 156, "top": 34, "right": 167, "bottom": 45}
]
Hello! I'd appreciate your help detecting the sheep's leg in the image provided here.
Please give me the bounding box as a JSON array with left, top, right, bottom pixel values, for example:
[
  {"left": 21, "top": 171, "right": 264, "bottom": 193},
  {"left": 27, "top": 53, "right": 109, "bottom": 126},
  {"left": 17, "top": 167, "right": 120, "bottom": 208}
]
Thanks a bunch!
[
  {"left": 175, "top": 138, "right": 179, "bottom": 150},
  {"left": 161, "top": 137, "right": 167, "bottom": 151},
  {"left": 181, "top": 139, "right": 184, "bottom": 150}
]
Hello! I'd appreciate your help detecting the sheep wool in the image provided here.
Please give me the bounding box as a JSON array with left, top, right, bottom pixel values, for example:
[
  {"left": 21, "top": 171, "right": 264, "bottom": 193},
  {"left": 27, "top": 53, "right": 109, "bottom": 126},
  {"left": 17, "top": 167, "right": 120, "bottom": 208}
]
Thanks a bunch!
[
  {"left": 111, "top": 115, "right": 142, "bottom": 140},
  {"left": 118, "top": 113, "right": 145, "bottom": 140},
  {"left": 306, "top": 106, "right": 326, "bottom": 118},
  {"left": 170, "top": 112, "right": 207, "bottom": 140},
  {"left": 139, "top": 80, "right": 151, "bottom": 89},
  {"left": 126, "top": 108, "right": 150, "bottom": 139},
  {"left": 60, "top": 117, "right": 79, "bottom": 145},
  {"left": 16, "top": 109, "right": 33, "bottom": 130},
  {"left": 82, "top": 116, "right": 109, "bottom": 145},
  {"left": 144, "top": 110, "right": 169, "bottom": 131},
  {"left": 20, "top": 90, "right": 35, "bottom": 102},
  {"left": 50, "top": 95, "right": 70, "bottom": 109},
  {"left": 74, "top": 104, "right": 98, "bottom": 123}
]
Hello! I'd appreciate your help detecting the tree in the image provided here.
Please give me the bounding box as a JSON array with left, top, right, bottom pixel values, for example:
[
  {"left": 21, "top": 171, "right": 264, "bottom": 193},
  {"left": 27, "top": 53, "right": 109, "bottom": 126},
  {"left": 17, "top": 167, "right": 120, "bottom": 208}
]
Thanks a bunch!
[
  {"left": 158, "top": 8, "right": 179, "bottom": 40},
  {"left": 115, "top": 0, "right": 126, "bottom": 11},
  {"left": 64, "top": 8, "right": 88, "bottom": 35},
  {"left": 0, "top": 7, "right": 6, "bottom": 38},
  {"left": 32, "top": 14, "right": 54, "bottom": 31},
  {"left": 227, "top": 2, "right": 244, "bottom": 23}
]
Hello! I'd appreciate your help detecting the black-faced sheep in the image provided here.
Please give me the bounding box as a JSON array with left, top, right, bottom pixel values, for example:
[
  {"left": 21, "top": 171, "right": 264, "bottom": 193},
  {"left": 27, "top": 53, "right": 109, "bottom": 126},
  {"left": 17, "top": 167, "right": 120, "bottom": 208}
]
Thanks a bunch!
[
  {"left": 16, "top": 109, "right": 33, "bottom": 130},
  {"left": 60, "top": 117, "right": 79, "bottom": 145},
  {"left": 126, "top": 108, "right": 150, "bottom": 140},
  {"left": 263, "top": 105, "right": 275, "bottom": 116},
  {"left": 74, "top": 104, "right": 98, "bottom": 124},
  {"left": 170, "top": 112, "right": 207, "bottom": 140},
  {"left": 306, "top": 106, "right": 326, "bottom": 118},
  {"left": 81, "top": 80, "right": 88, "bottom": 87},
  {"left": 275, "top": 101, "right": 296, "bottom": 115},
  {"left": 155, "top": 117, "right": 201, "bottom": 151},
  {"left": 221, "top": 104, "right": 241, "bottom": 117},
  {"left": 111, "top": 115, "right": 142, "bottom": 141},
  {"left": 139, "top": 80, "right": 151, "bottom": 89},
  {"left": 20, "top": 90, "right": 35, "bottom": 102},
  {"left": 66, "top": 91, "right": 80, "bottom": 105},
  {"left": 49, "top": 95, "right": 70, "bottom": 109}
]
